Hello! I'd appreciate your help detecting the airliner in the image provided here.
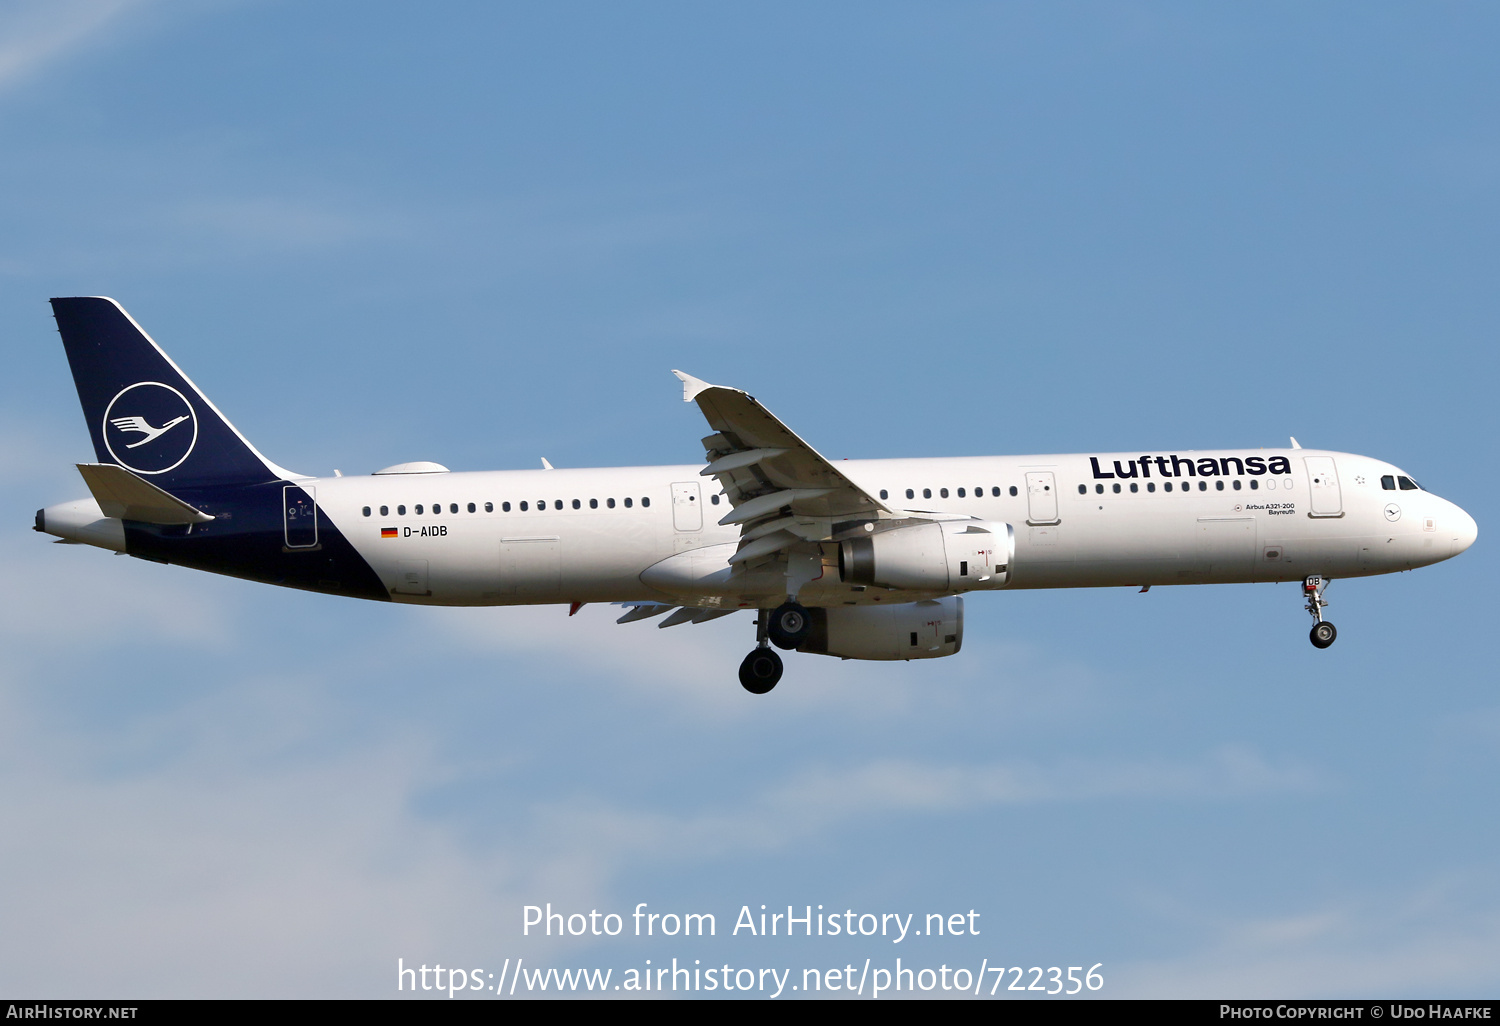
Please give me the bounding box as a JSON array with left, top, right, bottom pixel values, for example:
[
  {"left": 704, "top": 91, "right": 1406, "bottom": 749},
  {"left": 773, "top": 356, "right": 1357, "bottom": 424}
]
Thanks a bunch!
[{"left": 36, "top": 298, "right": 1478, "bottom": 693}]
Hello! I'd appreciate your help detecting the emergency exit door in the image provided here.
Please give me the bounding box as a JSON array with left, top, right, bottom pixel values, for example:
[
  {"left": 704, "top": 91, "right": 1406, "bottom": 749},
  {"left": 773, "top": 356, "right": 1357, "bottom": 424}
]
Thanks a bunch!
[{"left": 671, "top": 481, "right": 703, "bottom": 531}]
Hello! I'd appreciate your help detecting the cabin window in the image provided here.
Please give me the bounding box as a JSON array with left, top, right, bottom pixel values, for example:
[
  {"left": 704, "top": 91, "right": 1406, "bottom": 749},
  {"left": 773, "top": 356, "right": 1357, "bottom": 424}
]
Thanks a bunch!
[
  {"left": 589, "top": 498, "right": 598, "bottom": 509},
  {"left": 642, "top": 496, "right": 650, "bottom": 507},
  {"left": 1095, "top": 483, "right": 1104, "bottom": 494},
  {"left": 572, "top": 499, "right": 581, "bottom": 509},
  {"left": 431, "top": 502, "right": 441, "bottom": 514},
  {"left": 905, "top": 489, "right": 914, "bottom": 499},
  {"left": 380, "top": 505, "right": 389, "bottom": 516},
  {"left": 1130, "top": 482, "right": 1139, "bottom": 493},
  {"left": 485, "top": 502, "right": 493, "bottom": 512},
  {"left": 709, "top": 494, "right": 719, "bottom": 505},
  {"left": 415, "top": 504, "right": 424, "bottom": 514},
  {"left": 1249, "top": 480, "right": 1258, "bottom": 490},
  {"left": 923, "top": 488, "right": 932, "bottom": 499},
  {"left": 519, "top": 501, "right": 528, "bottom": 511},
  {"left": 624, "top": 497, "right": 633, "bottom": 508},
  {"left": 1199, "top": 481, "right": 1208, "bottom": 491},
  {"left": 498, "top": 502, "right": 507, "bottom": 512},
  {"left": 992, "top": 487, "right": 1001, "bottom": 497},
  {"left": 362, "top": 506, "right": 371, "bottom": 517},
  {"left": 1215, "top": 480, "right": 1225, "bottom": 491},
  {"left": 1009, "top": 486, "right": 1018, "bottom": 497},
  {"left": 397, "top": 505, "right": 406, "bottom": 515},
  {"left": 1147, "top": 482, "right": 1155, "bottom": 492},
  {"left": 939, "top": 488, "right": 948, "bottom": 498},
  {"left": 1077, "top": 484, "right": 1086, "bottom": 495},
  {"left": 1112, "top": 483, "right": 1121, "bottom": 494},
  {"left": 879, "top": 489, "right": 888, "bottom": 499},
  {"left": 958, "top": 487, "right": 967, "bottom": 497},
  {"left": 1232, "top": 480, "right": 1242, "bottom": 491},
  {"left": 1163, "top": 482, "right": 1172, "bottom": 492},
  {"left": 608, "top": 498, "right": 616, "bottom": 508},
  {"left": 1398, "top": 476, "right": 1419, "bottom": 490}
]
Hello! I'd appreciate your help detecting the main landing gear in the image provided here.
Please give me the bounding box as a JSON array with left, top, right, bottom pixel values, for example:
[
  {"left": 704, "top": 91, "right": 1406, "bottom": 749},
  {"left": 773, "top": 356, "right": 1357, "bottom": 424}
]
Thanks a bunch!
[
  {"left": 1304, "top": 575, "right": 1337, "bottom": 649},
  {"left": 767, "top": 600, "right": 812, "bottom": 650},
  {"left": 738, "top": 647, "right": 782, "bottom": 695},
  {"left": 739, "top": 601, "right": 812, "bottom": 694}
]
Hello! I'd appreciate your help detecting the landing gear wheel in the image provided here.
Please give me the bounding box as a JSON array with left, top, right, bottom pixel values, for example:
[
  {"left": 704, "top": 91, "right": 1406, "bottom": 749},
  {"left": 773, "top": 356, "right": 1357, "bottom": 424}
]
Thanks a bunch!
[
  {"left": 1310, "top": 622, "right": 1337, "bottom": 649},
  {"left": 767, "top": 601, "right": 811, "bottom": 650},
  {"left": 739, "top": 647, "right": 783, "bottom": 694}
]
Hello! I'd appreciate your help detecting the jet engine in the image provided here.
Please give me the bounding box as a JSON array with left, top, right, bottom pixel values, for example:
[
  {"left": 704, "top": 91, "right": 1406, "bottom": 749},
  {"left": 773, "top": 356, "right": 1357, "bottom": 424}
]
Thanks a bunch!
[
  {"left": 795, "top": 597, "right": 963, "bottom": 661},
  {"left": 838, "top": 520, "right": 1013, "bottom": 592}
]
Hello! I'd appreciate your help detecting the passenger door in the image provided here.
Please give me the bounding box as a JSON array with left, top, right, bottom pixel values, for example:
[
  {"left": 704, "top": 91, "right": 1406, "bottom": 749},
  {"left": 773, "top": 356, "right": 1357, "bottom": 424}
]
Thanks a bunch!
[
  {"left": 1303, "top": 456, "right": 1343, "bottom": 517},
  {"left": 283, "top": 484, "right": 318, "bottom": 549},
  {"left": 1025, "top": 471, "right": 1059, "bottom": 525}
]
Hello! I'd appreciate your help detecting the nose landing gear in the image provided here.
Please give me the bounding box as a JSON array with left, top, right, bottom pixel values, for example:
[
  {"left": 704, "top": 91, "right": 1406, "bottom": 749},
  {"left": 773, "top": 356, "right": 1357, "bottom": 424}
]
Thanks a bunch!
[{"left": 1304, "top": 576, "right": 1336, "bottom": 649}]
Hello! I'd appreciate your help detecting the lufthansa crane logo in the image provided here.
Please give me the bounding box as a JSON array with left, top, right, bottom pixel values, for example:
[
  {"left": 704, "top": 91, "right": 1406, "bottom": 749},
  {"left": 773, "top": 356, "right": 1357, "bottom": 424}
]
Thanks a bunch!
[{"left": 102, "top": 382, "right": 198, "bottom": 475}]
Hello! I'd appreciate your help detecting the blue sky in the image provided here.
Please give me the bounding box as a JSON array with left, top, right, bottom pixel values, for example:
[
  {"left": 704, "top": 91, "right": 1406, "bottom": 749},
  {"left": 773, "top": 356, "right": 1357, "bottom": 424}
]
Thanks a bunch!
[{"left": 2, "top": 0, "right": 1497, "bottom": 998}]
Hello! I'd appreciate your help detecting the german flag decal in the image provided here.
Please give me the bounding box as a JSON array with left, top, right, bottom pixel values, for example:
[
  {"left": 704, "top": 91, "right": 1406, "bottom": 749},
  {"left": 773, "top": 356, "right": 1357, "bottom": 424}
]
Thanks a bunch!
[{"left": 381, "top": 527, "right": 398, "bottom": 538}]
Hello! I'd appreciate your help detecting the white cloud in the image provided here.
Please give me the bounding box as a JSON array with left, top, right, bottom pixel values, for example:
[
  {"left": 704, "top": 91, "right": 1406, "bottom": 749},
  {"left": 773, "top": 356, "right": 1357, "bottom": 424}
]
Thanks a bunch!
[
  {"left": 0, "top": 532, "right": 233, "bottom": 651},
  {"left": 0, "top": 0, "right": 147, "bottom": 96},
  {"left": 425, "top": 600, "right": 1113, "bottom": 728},
  {"left": 510, "top": 746, "right": 1328, "bottom": 883},
  {"left": 166, "top": 195, "right": 401, "bottom": 250},
  {"left": 1117, "top": 875, "right": 1500, "bottom": 997}
]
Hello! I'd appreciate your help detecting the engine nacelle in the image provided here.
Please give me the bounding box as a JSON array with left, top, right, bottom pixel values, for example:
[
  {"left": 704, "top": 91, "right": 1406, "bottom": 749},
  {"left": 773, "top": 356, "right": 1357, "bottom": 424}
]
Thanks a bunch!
[
  {"left": 796, "top": 597, "right": 963, "bottom": 661},
  {"left": 838, "top": 520, "right": 1012, "bottom": 592}
]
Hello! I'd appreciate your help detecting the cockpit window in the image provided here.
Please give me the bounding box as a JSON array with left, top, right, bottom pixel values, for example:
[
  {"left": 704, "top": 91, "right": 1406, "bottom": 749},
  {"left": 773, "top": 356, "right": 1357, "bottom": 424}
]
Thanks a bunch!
[
  {"left": 1398, "top": 476, "right": 1419, "bottom": 490},
  {"left": 1381, "top": 475, "right": 1396, "bottom": 490}
]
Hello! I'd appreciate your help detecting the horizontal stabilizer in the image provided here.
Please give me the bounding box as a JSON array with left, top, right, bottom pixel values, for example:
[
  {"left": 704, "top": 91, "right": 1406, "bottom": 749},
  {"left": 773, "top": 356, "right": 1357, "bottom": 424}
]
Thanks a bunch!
[{"left": 76, "top": 463, "right": 215, "bottom": 524}]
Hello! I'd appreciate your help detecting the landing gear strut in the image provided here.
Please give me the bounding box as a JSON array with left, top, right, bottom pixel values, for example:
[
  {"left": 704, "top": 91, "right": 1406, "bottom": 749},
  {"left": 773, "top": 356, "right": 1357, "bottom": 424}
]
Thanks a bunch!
[
  {"left": 1304, "top": 575, "right": 1337, "bottom": 649},
  {"left": 767, "top": 600, "right": 812, "bottom": 650}
]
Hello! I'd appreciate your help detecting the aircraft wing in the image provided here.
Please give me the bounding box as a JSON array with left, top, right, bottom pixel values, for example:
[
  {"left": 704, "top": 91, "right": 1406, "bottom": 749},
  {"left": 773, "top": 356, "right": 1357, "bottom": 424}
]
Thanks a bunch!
[{"left": 673, "top": 371, "right": 899, "bottom": 569}]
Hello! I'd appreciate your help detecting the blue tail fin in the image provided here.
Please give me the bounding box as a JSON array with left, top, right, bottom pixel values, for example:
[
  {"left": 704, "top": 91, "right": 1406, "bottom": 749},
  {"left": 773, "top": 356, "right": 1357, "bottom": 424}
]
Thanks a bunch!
[{"left": 50, "top": 297, "right": 284, "bottom": 489}]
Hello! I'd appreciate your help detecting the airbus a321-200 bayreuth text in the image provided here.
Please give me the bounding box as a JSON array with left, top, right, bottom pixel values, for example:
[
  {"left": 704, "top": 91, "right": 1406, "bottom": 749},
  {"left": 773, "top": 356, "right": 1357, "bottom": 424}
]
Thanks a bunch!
[{"left": 36, "top": 298, "right": 1478, "bottom": 693}]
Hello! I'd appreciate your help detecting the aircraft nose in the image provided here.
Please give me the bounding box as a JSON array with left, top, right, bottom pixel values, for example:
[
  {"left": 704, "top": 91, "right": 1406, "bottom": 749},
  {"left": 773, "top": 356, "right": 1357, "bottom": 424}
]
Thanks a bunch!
[{"left": 1450, "top": 503, "right": 1478, "bottom": 557}]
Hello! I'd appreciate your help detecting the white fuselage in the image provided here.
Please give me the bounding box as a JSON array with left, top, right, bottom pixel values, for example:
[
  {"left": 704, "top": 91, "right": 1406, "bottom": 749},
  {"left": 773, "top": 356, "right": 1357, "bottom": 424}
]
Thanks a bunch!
[{"left": 295, "top": 448, "right": 1475, "bottom": 609}]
